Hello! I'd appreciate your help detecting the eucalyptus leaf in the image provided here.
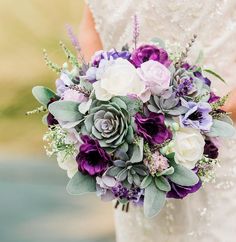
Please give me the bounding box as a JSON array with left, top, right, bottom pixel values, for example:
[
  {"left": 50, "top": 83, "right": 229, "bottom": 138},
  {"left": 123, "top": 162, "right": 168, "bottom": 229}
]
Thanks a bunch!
[
  {"left": 32, "top": 86, "right": 58, "bottom": 106},
  {"left": 66, "top": 172, "right": 96, "bottom": 195},
  {"left": 168, "top": 164, "right": 199, "bottom": 186},
  {"left": 154, "top": 176, "right": 171, "bottom": 192},
  {"left": 105, "top": 166, "right": 123, "bottom": 177},
  {"left": 144, "top": 182, "right": 166, "bottom": 218},
  {"left": 49, "top": 101, "right": 83, "bottom": 122},
  {"left": 207, "top": 119, "right": 236, "bottom": 138}
]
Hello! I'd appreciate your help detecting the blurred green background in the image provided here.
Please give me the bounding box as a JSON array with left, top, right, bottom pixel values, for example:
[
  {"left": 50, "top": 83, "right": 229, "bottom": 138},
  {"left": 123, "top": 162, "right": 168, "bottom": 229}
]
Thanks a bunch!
[{"left": 0, "top": 1, "right": 115, "bottom": 241}]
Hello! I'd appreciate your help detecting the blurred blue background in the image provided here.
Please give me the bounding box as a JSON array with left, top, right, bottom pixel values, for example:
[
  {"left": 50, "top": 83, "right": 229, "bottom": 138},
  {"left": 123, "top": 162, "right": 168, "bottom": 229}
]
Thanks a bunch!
[{"left": 0, "top": 1, "right": 115, "bottom": 241}]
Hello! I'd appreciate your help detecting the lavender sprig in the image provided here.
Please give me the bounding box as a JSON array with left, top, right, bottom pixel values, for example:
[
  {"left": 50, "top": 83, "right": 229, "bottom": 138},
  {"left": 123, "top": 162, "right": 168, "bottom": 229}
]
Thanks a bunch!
[
  {"left": 65, "top": 24, "right": 86, "bottom": 65},
  {"left": 132, "top": 14, "right": 140, "bottom": 49}
]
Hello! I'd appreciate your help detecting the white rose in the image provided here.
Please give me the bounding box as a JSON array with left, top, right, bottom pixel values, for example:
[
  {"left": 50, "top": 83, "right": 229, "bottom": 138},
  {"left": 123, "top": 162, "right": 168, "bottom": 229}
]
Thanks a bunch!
[
  {"left": 57, "top": 151, "right": 78, "bottom": 178},
  {"left": 93, "top": 58, "right": 145, "bottom": 101},
  {"left": 172, "top": 128, "right": 205, "bottom": 169}
]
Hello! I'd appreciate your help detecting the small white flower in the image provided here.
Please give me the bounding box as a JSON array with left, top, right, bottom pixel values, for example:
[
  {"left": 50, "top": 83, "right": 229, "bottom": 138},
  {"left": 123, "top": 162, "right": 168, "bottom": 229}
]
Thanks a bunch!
[
  {"left": 57, "top": 151, "right": 77, "bottom": 178},
  {"left": 172, "top": 128, "right": 205, "bottom": 169},
  {"left": 93, "top": 58, "right": 145, "bottom": 101}
]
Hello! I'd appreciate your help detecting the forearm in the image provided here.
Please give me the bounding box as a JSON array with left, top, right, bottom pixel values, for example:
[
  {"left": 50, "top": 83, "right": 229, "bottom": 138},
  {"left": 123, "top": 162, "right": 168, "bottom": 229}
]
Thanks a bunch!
[
  {"left": 79, "top": 5, "right": 103, "bottom": 62},
  {"left": 222, "top": 88, "right": 236, "bottom": 122}
]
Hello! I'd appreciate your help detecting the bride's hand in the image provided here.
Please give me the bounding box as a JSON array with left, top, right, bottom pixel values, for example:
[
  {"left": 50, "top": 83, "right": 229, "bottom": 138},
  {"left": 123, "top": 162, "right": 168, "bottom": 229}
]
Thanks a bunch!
[{"left": 222, "top": 88, "right": 236, "bottom": 122}]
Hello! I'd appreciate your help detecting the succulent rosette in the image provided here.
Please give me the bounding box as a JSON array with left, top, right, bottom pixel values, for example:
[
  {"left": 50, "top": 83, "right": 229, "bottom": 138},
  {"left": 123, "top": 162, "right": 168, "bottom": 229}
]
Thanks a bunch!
[
  {"left": 82, "top": 98, "right": 134, "bottom": 149},
  {"left": 31, "top": 25, "right": 236, "bottom": 219}
]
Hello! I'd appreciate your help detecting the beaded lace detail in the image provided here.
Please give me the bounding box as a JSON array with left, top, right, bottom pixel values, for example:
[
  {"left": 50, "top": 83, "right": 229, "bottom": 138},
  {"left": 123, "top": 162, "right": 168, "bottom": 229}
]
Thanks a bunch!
[{"left": 86, "top": 1, "right": 236, "bottom": 241}]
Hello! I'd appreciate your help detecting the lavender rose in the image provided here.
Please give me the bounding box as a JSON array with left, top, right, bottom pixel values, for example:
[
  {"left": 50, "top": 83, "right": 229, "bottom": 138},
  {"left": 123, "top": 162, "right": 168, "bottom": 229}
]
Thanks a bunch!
[
  {"left": 131, "top": 44, "right": 171, "bottom": 68},
  {"left": 137, "top": 60, "right": 171, "bottom": 96},
  {"left": 76, "top": 136, "right": 110, "bottom": 176},
  {"left": 134, "top": 112, "right": 172, "bottom": 145}
]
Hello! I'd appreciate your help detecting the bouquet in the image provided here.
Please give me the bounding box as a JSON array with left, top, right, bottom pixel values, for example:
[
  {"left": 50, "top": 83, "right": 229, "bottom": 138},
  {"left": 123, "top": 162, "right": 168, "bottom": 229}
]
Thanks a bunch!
[{"left": 29, "top": 23, "right": 235, "bottom": 218}]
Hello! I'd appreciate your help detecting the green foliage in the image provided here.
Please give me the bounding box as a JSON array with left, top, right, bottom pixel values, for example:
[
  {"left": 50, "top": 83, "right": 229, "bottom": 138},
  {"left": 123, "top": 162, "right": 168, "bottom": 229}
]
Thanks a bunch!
[
  {"left": 208, "top": 119, "right": 236, "bottom": 138},
  {"left": 168, "top": 162, "right": 199, "bottom": 186},
  {"left": 144, "top": 182, "right": 166, "bottom": 218},
  {"left": 48, "top": 100, "right": 83, "bottom": 122},
  {"left": 129, "top": 138, "right": 144, "bottom": 163},
  {"left": 32, "top": 86, "right": 58, "bottom": 107},
  {"left": 66, "top": 171, "right": 96, "bottom": 195},
  {"left": 204, "top": 69, "right": 226, "bottom": 83}
]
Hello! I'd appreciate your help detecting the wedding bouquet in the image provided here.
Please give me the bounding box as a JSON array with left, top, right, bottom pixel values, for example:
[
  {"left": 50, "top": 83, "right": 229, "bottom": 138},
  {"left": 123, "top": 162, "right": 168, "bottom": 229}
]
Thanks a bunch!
[{"left": 29, "top": 23, "right": 235, "bottom": 218}]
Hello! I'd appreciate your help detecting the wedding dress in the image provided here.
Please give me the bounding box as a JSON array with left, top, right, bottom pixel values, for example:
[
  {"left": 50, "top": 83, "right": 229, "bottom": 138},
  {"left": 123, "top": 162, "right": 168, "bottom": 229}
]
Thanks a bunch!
[{"left": 86, "top": 1, "right": 236, "bottom": 241}]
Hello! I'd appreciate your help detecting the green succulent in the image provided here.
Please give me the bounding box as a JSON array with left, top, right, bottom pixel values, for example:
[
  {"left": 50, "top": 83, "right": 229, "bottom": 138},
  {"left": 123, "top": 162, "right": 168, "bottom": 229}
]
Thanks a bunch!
[
  {"left": 147, "top": 88, "right": 188, "bottom": 116},
  {"left": 82, "top": 97, "right": 134, "bottom": 150},
  {"left": 106, "top": 160, "right": 148, "bottom": 187}
]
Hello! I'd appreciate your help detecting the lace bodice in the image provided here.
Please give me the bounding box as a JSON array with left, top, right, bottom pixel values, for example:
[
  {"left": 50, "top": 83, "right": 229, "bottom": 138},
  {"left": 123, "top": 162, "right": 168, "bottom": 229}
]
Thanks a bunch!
[
  {"left": 86, "top": 0, "right": 236, "bottom": 95},
  {"left": 86, "top": 1, "right": 236, "bottom": 241}
]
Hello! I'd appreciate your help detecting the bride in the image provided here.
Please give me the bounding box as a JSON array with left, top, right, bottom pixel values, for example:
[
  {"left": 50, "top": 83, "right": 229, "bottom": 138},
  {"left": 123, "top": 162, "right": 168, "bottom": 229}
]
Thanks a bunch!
[{"left": 79, "top": 1, "right": 236, "bottom": 241}]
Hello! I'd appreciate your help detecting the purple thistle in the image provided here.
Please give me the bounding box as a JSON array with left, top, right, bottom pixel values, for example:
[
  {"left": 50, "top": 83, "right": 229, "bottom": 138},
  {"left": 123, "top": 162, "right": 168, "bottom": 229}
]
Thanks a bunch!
[{"left": 132, "top": 14, "right": 140, "bottom": 49}]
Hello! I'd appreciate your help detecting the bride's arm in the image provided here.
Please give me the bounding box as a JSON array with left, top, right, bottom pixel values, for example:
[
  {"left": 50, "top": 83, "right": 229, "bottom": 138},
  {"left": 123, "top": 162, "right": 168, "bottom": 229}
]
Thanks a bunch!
[
  {"left": 79, "top": 4, "right": 103, "bottom": 62},
  {"left": 222, "top": 88, "right": 236, "bottom": 121}
]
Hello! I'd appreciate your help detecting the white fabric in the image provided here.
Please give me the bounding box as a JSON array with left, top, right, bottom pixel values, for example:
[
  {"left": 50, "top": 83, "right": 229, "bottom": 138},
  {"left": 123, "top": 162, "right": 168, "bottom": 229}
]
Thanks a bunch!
[{"left": 86, "top": 1, "right": 236, "bottom": 241}]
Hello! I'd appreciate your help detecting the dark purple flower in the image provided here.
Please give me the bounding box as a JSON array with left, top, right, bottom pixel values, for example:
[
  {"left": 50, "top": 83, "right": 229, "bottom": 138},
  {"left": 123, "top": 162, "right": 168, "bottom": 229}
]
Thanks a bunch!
[
  {"left": 208, "top": 92, "right": 220, "bottom": 103},
  {"left": 46, "top": 98, "right": 59, "bottom": 126},
  {"left": 92, "top": 49, "right": 131, "bottom": 67},
  {"left": 181, "top": 63, "right": 191, "bottom": 70},
  {"left": 167, "top": 179, "right": 202, "bottom": 199},
  {"left": 180, "top": 101, "right": 213, "bottom": 131},
  {"left": 131, "top": 45, "right": 171, "bottom": 68},
  {"left": 76, "top": 136, "right": 110, "bottom": 176},
  {"left": 135, "top": 112, "right": 172, "bottom": 145},
  {"left": 204, "top": 139, "right": 219, "bottom": 159},
  {"left": 194, "top": 71, "right": 211, "bottom": 86}
]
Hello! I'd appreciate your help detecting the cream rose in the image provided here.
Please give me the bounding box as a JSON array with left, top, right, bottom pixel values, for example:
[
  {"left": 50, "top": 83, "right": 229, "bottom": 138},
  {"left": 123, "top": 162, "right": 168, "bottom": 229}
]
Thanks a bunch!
[
  {"left": 172, "top": 128, "right": 205, "bottom": 169},
  {"left": 93, "top": 58, "right": 145, "bottom": 101}
]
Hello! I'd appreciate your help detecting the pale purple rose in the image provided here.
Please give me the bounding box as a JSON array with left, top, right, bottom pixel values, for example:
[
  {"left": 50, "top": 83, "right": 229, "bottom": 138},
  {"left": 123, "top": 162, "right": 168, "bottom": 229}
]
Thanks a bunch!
[
  {"left": 63, "top": 89, "right": 88, "bottom": 103},
  {"left": 56, "top": 72, "right": 73, "bottom": 96},
  {"left": 180, "top": 101, "right": 213, "bottom": 131},
  {"left": 137, "top": 60, "right": 171, "bottom": 96}
]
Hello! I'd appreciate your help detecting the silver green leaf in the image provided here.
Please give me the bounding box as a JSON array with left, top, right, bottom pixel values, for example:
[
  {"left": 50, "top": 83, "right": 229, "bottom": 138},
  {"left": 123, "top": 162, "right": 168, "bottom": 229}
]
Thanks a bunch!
[
  {"left": 32, "top": 86, "right": 58, "bottom": 106},
  {"left": 156, "top": 166, "right": 174, "bottom": 177},
  {"left": 129, "top": 138, "right": 144, "bottom": 163},
  {"left": 66, "top": 171, "right": 96, "bottom": 195},
  {"left": 144, "top": 182, "right": 166, "bottom": 218},
  {"left": 168, "top": 164, "right": 199, "bottom": 186},
  {"left": 140, "top": 175, "right": 153, "bottom": 189},
  {"left": 48, "top": 100, "right": 83, "bottom": 122},
  {"left": 154, "top": 176, "right": 171, "bottom": 192},
  {"left": 207, "top": 119, "right": 236, "bottom": 138}
]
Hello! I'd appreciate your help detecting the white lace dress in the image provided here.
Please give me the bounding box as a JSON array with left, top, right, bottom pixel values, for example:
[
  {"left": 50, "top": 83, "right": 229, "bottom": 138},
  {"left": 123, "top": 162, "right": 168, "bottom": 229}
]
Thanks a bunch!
[{"left": 86, "top": 1, "right": 236, "bottom": 241}]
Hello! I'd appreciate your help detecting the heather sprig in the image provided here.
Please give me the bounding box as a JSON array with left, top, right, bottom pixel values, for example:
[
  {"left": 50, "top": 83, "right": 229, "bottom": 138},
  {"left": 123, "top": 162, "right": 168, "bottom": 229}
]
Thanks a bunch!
[{"left": 132, "top": 14, "right": 140, "bottom": 49}]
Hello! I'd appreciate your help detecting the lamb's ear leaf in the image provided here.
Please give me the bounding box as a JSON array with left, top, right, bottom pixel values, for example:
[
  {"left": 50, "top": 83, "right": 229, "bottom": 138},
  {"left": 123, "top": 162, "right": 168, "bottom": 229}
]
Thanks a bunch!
[
  {"left": 140, "top": 175, "right": 153, "bottom": 189},
  {"left": 168, "top": 164, "right": 199, "bottom": 186},
  {"left": 48, "top": 100, "right": 83, "bottom": 122},
  {"left": 66, "top": 171, "right": 96, "bottom": 195},
  {"left": 144, "top": 182, "right": 166, "bottom": 218},
  {"left": 32, "top": 86, "right": 58, "bottom": 106},
  {"left": 154, "top": 176, "right": 171, "bottom": 192},
  {"left": 207, "top": 119, "right": 236, "bottom": 138},
  {"left": 129, "top": 138, "right": 143, "bottom": 163}
]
